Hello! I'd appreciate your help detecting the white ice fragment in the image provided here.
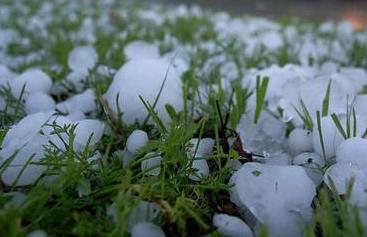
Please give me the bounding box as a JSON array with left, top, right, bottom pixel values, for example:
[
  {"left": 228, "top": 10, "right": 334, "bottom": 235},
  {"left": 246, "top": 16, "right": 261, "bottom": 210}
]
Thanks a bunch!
[
  {"left": 336, "top": 137, "right": 367, "bottom": 167},
  {"left": 213, "top": 213, "right": 253, "bottom": 237},
  {"left": 293, "top": 152, "right": 325, "bottom": 186},
  {"left": 24, "top": 93, "right": 56, "bottom": 114},
  {"left": 56, "top": 89, "right": 96, "bottom": 114},
  {"left": 141, "top": 152, "right": 162, "bottom": 176},
  {"left": 68, "top": 45, "right": 98, "bottom": 72},
  {"left": 10, "top": 69, "right": 52, "bottom": 98},
  {"left": 186, "top": 138, "right": 214, "bottom": 181},
  {"left": 230, "top": 163, "right": 316, "bottom": 237},
  {"left": 287, "top": 128, "right": 313, "bottom": 155},
  {"left": 324, "top": 163, "right": 367, "bottom": 207},
  {"left": 103, "top": 59, "right": 183, "bottom": 125},
  {"left": 73, "top": 119, "right": 105, "bottom": 151},
  {"left": 128, "top": 201, "right": 160, "bottom": 230},
  {"left": 124, "top": 41, "right": 160, "bottom": 61},
  {"left": 126, "top": 130, "right": 149, "bottom": 154},
  {"left": 131, "top": 222, "right": 165, "bottom": 237},
  {"left": 0, "top": 134, "right": 49, "bottom": 186},
  {"left": 312, "top": 116, "right": 344, "bottom": 160}
]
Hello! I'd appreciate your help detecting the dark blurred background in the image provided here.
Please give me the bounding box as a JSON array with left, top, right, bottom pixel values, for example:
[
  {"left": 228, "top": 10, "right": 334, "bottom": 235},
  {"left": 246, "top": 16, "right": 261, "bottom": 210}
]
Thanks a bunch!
[{"left": 149, "top": 0, "right": 367, "bottom": 30}]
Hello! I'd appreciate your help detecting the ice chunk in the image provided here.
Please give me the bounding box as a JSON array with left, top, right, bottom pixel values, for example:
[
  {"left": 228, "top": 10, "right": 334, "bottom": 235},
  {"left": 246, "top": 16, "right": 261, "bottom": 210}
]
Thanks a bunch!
[
  {"left": 126, "top": 130, "right": 149, "bottom": 154},
  {"left": 213, "top": 213, "right": 253, "bottom": 237},
  {"left": 141, "top": 152, "right": 162, "bottom": 176},
  {"left": 131, "top": 222, "right": 165, "bottom": 237},
  {"left": 293, "top": 152, "right": 325, "bottom": 186},
  {"left": 73, "top": 119, "right": 105, "bottom": 151},
  {"left": 103, "top": 59, "right": 183, "bottom": 125},
  {"left": 287, "top": 128, "right": 313, "bottom": 155},
  {"left": 24, "top": 93, "right": 56, "bottom": 114},
  {"left": 56, "top": 89, "right": 96, "bottom": 114},
  {"left": 312, "top": 116, "right": 344, "bottom": 160},
  {"left": 10, "top": 69, "right": 52, "bottom": 98},
  {"left": 68, "top": 46, "right": 98, "bottom": 72},
  {"left": 336, "top": 137, "right": 367, "bottom": 167},
  {"left": 230, "top": 163, "right": 316, "bottom": 237}
]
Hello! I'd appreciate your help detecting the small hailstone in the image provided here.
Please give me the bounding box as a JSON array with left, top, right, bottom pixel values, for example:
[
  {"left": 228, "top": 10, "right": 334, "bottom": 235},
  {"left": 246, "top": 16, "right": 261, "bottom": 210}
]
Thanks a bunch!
[
  {"left": 65, "top": 70, "right": 88, "bottom": 91},
  {"left": 68, "top": 45, "right": 98, "bottom": 72},
  {"left": 76, "top": 179, "right": 91, "bottom": 197},
  {"left": 26, "top": 230, "right": 47, "bottom": 237},
  {"left": 103, "top": 59, "right": 183, "bottom": 125},
  {"left": 336, "top": 137, "right": 367, "bottom": 167},
  {"left": 124, "top": 41, "right": 160, "bottom": 61},
  {"left": 10, "top": 69, "right": 52, "bottom": 98},
  {"left": 56, "top": 89, "right": 96, "bottom": 114},
  {"left": 128, "top": 201, "right": 160, "bottom": 230},
  {"left": 189, "top": 159, "right": 210, "bottom": 181},
  {"left": 24, "top": 93, "right": 56, "bottom": 114},
  {"left": 213, "top": 213, "right": 253, "bottom": 237},
  {"left": 186, "top": 138, "right": 215, "bottom": 158},
  {"left": 312, "top": 116, "right": 344, "bottom": 159},
  {"left": 141, "top": 152, "right": 162, "bottom": 176},
  {"left": 293, "top": 152, "right": 325, "bottom": 186},
  {"left": 73, "top": 119, "right": 105, "bottom": 151},
  {"left": 287, "top": 128, "right": 313, "bottom": 155},
  {"left": 65, "top": 111, "right": 86, "bottom": 121},
  {"left": 126, "top": 130, "right": 149, "bottom": 154},
  {"left": 131, "top": 222, "right": 165, "bottom": 237},
  {"left": 4, "top": 192, "right": 27, "bottom": 207}
]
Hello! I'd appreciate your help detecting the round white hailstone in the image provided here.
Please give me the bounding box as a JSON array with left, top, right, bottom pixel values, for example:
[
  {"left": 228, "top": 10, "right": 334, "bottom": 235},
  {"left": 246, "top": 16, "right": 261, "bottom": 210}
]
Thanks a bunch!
[
  {"left": 24, "top": 93, "right": 56, "bottom": 114},
  {"left": 124, "top": 41, "right": 160, "bottom": 61},
  {"left": 128, "top": 201, "right": 160, "bottom": 231},
  {"left": 336, "top": 137, "right": 367, "bottom": 167},
  {"left": 119, "top": 149, "right": 135, "bottom": 167},
  {"left": 73, "top": 119, "right": 105, "bottom": 151},
  {"left": 56, "top": 89, "right": 96, "bottom": 114},
  {"left": 2, "top": 111, "right": 54, "bottom": 147},
  {"left": 287, "top": 128, "right": 313, "bottom": 155},
  {"left": 186, "top": 138, "right": 215, "bottom": 158},
  {"left": 131, "top": 222, "right": 165, "bottom": 237},
  {"left": 324, "top": 163, "right": 367, "bottom": 207},
  {"left": 68, "top": 45, "right": 98, "bottom": 72},
  {"left": 103, "top": 59, "right": 183, "bottom": 125},
  {"left": 312, "top": 116, "right": 344, "bottom": 159},
  {"left": 4, "top": 192, "right": 27, "bottom": 207},
  {"left": 230, "top": 163, "right": 316, "bottom": 237},
  {"left": 10, "top": 69, "right": 52, "bottom": 98},
  {"left": 293, "top": 152, "right": 325, "bottom": 186},
  {"left": 126, "top": 130, "right": 149, "bottom": 154},
  {"left": 141, "top": 152, "right": 162, "bottom": 176},
  {"left": 213, "top": 213, "right": 253, "bottom": 237},
  {"left": 26, "top": 230, "right": 47, "bottom": 237},
  {"left": 189, "top": 159, "right": 210, "bottom": 181},
  {"left": 1, "top": 135, "right": 49, "bottom": 186}
]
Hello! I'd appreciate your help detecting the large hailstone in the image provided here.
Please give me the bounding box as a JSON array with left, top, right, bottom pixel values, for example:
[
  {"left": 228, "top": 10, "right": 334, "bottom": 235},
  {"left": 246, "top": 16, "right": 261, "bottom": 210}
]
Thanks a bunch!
[
  {"left": 103, "top": 59, "right": 183, "bottom": 125},
  {"left": 126, "top": 130, "right": 149, "bottom": 154},
  {"left": 73, "top": 119, "right": 105, "bottom": 151},
  {"left": 10, "top": 69, "right": 52, "bottom": 98},
  {"left": 124, "top": 41, "right": 160, "bottom": 61},
  {"left": 68, "top": 46, "right": 98, "bottom": 72},
  {"left": 287, "top": 128, "right": 313, "bottom": 155},
  {"left": 230, "top": 163, "right": 316, "bottom": 237},
  {"left": 336, "top": 137, "right": 367, "bottom": 167}
]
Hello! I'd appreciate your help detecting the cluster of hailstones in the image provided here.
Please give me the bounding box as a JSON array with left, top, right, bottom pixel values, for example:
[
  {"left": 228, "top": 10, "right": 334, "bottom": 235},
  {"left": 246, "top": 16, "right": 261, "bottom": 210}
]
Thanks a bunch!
[{"left": 1, "top": 38, "right": 367, "bottom": 237}]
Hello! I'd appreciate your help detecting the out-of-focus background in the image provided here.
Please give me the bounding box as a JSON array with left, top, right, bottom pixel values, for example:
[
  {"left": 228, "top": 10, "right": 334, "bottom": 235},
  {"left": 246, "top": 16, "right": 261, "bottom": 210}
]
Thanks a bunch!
[{"left": 148, "top": 0, "right": 367, "bottom": 30}]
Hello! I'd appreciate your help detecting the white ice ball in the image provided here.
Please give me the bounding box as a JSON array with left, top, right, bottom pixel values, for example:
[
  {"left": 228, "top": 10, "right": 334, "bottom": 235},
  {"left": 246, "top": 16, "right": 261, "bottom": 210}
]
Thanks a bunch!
[
  {"left": 73, "top": 119, "right": 105, "bottom": 151},
  {"left": 141, "top": 152, "right": 162, "bottom": 176},
  {"left": 126, "top": 130, "right": 149, "bottom": 154},
  {"left": 103, "top": 59, "right": 183, "bottom": 125},
  {"left": 10, "top": 69, "right": 52, "bottom": 98},
  {"left": 287, "top": 128, "right": 313, "bottom": 155},
  {"left": 124, "top": 41, "right": 160, "bottom": 61},
  {"left": 68, "top": 45, "right": 98, "bottom": 72}
]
